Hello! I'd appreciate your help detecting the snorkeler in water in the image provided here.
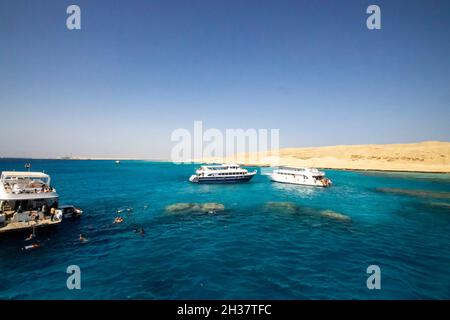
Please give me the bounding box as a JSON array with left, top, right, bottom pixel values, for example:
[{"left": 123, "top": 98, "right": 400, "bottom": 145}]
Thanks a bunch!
[
  {"left": 22, "top": 243, "right": 41, "bottom": 251},
  {"left": 133, "top": 227, "right": 145, "bottom": 236},
  {"left": 25, "top": 227, "right": 36, "bottom": 241},
  {"left": 25, "top": 233, "right": 35, "bottom": 241},
  {"left": 114, "top": 217, "right": 124, "bottom": 224}
]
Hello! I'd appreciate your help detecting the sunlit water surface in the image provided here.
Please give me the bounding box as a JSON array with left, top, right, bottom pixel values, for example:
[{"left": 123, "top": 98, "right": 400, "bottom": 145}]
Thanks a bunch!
[{"left": 0, "top": 160, "right": 449, "bottom": 299}]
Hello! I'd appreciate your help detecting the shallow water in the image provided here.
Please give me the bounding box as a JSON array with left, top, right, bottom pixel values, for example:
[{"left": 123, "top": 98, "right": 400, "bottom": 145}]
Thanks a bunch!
[{"left": 0, "top": 160, "right": 449, "bottom": 299}]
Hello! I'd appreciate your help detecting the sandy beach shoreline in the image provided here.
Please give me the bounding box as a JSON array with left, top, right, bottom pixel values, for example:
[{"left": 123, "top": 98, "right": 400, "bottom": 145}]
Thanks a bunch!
[{"left": 197, "top": 141, "right": 450, "bottom": 174}]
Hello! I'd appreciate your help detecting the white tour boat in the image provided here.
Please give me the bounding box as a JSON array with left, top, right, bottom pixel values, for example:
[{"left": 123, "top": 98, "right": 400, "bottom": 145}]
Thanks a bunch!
[
  {"left": 267, "top": 167, "right": 332, "bottom": 187},
  {"left": 0, "top": 171, "right": 63, "bottom": 234},
  {"left": 189, "top": 164, "right": 257, "bottom": 183}
]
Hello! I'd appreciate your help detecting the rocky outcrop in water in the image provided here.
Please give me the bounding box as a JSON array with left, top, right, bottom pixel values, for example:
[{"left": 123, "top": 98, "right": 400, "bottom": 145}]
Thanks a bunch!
[
  {"left": 264, "top": 202, "right": 351, "bottom": 222},
  {"left": 165, "top": 203, "right": 225, "bottom": 215},
  {"left": 264, "top": 201, "right": 299, "bottom": 214},
  {"left": 376, "top": 188, "right": 450, "bottom": 200},
  {"left": 319, "top": 210, "right": 351, "bottom": 222}
]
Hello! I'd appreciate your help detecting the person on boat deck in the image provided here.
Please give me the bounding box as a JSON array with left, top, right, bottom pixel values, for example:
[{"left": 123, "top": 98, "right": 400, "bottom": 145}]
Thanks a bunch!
[
  {"left": 29, "top": 211, "right": 39, "bottom": 221},
  {"left": 50, "top": 208, "right": 56, "bottom": 221}
]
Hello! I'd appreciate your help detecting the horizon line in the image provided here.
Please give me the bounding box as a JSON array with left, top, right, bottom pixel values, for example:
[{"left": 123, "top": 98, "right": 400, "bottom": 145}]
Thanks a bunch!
[{"left": 1, "top": 140, "right": 449, "bottom": 161}]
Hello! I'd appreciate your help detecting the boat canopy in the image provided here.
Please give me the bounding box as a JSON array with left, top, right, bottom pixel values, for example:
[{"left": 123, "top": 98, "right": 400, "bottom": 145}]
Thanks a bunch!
[
  {"left": 1, "top": 171, "right": 51, "bottom": 184},
  {"left": 278, "top": 166, "right": 318, "bottom": 172},
  {"left": 202, "top": 164, "right": 240, "bottom": 170}
]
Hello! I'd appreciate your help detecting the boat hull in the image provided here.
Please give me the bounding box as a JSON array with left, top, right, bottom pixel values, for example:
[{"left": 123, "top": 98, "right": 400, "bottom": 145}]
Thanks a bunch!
[
  {"left": 0, "top": 219, "right": 61, "bottom": 235},
  {"left": 190, "top": 174, "right": 255, "bottom": 184},
  {"left": 268, "top": 174, "right": 331, "bottom": 187}
]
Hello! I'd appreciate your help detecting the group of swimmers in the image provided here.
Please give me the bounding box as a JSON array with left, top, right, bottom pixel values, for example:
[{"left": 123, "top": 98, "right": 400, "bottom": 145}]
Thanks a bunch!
[{"left": 22, "top": 206, "right": 147, "bottom": 251}]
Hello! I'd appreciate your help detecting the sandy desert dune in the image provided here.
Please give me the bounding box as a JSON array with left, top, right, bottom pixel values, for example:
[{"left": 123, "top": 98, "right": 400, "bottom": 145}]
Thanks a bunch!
[{"left": 198, "top": 141, "right": 450, "bottom": 173}]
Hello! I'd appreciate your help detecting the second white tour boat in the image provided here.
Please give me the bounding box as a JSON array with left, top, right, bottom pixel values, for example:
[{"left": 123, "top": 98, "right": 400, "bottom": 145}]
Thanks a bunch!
[{"left": 267, "top": 167, "right": 332, "bottom": 187}]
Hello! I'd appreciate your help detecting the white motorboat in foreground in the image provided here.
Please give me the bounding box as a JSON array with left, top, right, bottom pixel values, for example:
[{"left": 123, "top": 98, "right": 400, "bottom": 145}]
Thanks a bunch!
[
  {"left": 267, "top": 167, "right": 332, "bottom": 187},
  {"left": 0, "top": 171, "right": 61, "bottom": 234},
  {"left": 0, "top": 171, "right": 82, "bottom": 234},
  {"left": 56, "top": 205, "right": 83, "bottom": 219},
  {"left": 189, "top": 164, "right": 257, "bottom": 183}
]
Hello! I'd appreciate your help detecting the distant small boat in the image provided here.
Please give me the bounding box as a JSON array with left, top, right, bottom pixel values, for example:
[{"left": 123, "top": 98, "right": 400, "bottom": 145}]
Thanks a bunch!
[
  {"left": 115, "top": 160, "right": 120, "bottom": 164},
  {"left": 267, "top": 167, "right": 332, "bottom": 187},
  {"left": 189, "top": 164, "right": 257, "bottom": 183}
]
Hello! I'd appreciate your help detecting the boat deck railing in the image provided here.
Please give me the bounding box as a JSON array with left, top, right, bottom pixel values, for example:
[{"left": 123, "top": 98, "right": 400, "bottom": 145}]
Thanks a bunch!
[{"left": 3, "top": 183, "right": 55, "bottom": 195}]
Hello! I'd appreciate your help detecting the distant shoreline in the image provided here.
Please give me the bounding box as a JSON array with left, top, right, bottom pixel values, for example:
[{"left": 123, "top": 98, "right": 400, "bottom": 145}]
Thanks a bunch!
[
  {"left": 0, "top": 157, "right": 168, "bottom": 162},
  {"left": 1, "top": 141, "right": 449, "bottom": 174},
  {"left": 197, "top": 141, "right": 450, "bottom": 174}
]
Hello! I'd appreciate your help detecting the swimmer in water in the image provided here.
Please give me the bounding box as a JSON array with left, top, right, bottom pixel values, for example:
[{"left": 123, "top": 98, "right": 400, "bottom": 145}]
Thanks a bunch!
[
  {"left": 114, "top": 217, "right": 124, "bottom": 224},
  {"left": 23, "top": 243, "right": 41, "bottom": 251},
  {"left": 79, "top": 234, "right": 87, "bottom": 242},
  {"left": 134, "top": 227, "right": 145, "bottom": 236},
  {"left": 25, "top": 233, "right": 35, "bottom": 241}
]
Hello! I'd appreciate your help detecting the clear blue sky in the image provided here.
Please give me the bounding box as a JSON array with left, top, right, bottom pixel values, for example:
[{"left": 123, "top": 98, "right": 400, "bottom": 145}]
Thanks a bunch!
[{"left": 0, "top": 0, "right": 449, "bottom": 158}]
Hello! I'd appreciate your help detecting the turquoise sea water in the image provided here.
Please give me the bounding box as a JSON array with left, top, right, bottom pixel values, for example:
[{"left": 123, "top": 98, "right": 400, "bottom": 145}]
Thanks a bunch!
[{"left": 0, "top": 159, "right": 449, "bottom": 299}]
